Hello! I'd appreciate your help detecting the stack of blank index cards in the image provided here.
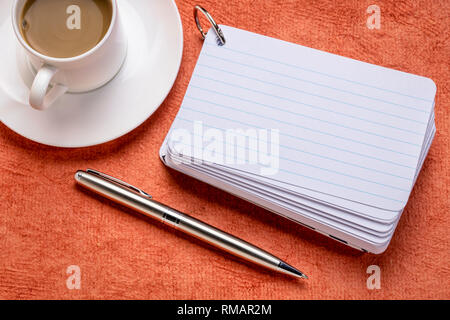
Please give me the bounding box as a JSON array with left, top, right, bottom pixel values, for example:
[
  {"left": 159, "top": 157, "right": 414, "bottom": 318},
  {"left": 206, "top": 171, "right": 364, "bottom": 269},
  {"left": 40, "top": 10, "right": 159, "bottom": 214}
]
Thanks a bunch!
[{"left": 160, "top": 26, "right": 436, "bottom": 253}]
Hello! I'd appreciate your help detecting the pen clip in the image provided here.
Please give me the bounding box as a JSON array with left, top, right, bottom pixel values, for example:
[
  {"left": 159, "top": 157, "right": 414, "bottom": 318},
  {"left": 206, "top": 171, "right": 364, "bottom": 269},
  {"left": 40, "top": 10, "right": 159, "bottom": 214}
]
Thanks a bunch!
[{"left": 86, "top": 169, "right": 152, "bottom": 199}]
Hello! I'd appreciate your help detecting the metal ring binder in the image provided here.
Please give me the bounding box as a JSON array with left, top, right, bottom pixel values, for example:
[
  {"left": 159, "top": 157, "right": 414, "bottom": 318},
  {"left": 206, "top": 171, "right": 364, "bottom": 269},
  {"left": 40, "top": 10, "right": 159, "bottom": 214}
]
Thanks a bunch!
[{"left": 194, "top": 5, "right": 226, "bottom": 46}]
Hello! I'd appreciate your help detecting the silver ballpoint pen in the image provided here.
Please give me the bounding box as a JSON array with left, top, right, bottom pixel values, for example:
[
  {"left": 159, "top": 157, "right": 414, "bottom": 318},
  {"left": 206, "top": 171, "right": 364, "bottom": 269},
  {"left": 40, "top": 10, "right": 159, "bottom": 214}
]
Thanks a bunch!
[{"left": 74, "top": 169, "right": 308, "bottom": 279}]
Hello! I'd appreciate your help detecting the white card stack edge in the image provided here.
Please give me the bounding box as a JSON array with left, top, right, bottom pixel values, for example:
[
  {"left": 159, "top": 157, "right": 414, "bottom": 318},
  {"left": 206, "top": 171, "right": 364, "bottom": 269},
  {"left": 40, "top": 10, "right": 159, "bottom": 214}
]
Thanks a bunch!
[{"left": 160, "top": 115, "right": 434, "bottom": 253}]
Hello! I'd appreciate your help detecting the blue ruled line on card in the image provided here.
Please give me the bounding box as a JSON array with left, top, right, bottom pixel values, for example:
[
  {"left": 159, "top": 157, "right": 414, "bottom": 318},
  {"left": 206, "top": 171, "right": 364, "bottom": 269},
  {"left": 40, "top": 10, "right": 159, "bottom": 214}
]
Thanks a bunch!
[
  {"left": 169, "top": 138, "right": 405, "bottom": 203},
  {"left": 205, "top": 41, "right": 434, "bottom": 103}
]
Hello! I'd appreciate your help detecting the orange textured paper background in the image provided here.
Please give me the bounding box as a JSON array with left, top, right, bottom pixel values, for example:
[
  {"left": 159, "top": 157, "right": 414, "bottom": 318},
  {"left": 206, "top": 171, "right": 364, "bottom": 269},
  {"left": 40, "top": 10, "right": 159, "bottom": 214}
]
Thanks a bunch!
[{"left": 0, "top": 0, "right": 449, "bottom": 299}]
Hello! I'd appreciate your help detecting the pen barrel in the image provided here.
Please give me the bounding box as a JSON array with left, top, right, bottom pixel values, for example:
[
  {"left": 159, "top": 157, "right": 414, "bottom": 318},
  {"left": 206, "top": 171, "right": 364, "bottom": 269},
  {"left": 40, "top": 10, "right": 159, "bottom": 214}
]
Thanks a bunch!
[
  {"left": 75, "top": 171, "right": 284, "bottom": 274},
  {"left": 162, "top": 206, "right": 282, "bottom": 271}
]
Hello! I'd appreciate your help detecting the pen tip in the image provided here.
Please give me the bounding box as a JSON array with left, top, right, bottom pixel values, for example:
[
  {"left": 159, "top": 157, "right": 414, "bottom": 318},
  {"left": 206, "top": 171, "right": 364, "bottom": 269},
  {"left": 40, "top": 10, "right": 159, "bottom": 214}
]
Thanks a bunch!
[{"left": 278, "top": 261, "right": 308, "bottom": 279}]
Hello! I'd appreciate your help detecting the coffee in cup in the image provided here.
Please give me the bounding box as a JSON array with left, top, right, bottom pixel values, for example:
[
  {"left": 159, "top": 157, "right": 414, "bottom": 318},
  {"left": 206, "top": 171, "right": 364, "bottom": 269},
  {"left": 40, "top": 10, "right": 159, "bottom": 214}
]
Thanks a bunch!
[{"left": 19, "top": 0, "right": 113, "bottom": 58}]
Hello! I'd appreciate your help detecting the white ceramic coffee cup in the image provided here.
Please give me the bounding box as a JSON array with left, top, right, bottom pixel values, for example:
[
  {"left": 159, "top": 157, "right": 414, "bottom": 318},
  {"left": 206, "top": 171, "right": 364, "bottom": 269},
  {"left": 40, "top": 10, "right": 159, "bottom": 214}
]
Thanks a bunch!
[{"left": 12, "top": 0, "right": 127, "bottom": 110}]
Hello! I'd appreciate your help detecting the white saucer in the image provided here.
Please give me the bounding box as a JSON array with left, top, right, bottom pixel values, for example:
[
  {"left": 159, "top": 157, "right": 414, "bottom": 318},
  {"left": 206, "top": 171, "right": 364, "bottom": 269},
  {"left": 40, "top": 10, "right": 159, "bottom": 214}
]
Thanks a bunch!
[{"left": 0, "top": 0, "right": 183, "bottom": 147}]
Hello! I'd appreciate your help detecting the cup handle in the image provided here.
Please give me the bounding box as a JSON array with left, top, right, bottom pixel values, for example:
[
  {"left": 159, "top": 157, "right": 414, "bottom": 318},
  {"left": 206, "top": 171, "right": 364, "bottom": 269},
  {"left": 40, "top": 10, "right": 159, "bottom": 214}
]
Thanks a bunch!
[{"left": 29, "top": 65, "right": 68, "bottom": 110}]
